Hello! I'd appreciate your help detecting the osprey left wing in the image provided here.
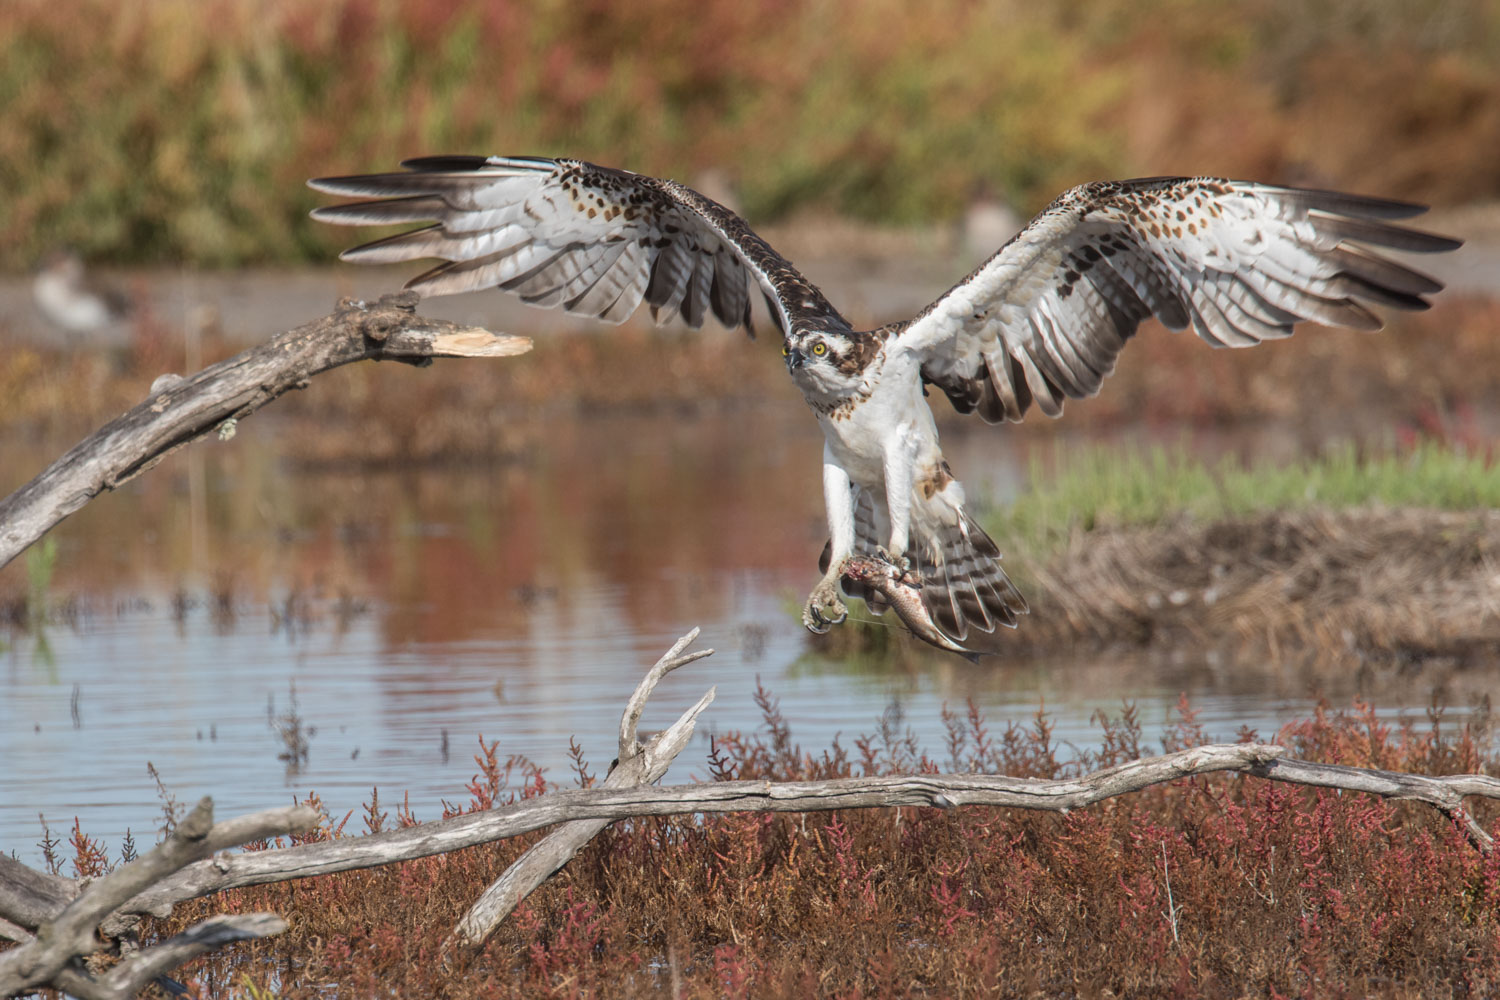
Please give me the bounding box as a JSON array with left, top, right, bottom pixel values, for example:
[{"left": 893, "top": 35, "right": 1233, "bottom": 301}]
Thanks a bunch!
[{"left": 895, "top": 178, "right": 1460, "bottom": 423}]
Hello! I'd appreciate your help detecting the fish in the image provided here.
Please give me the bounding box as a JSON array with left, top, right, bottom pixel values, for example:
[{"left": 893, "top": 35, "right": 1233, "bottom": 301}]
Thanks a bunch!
[{"left": 839, "top": 555, "right": 985, "bottom": 662}]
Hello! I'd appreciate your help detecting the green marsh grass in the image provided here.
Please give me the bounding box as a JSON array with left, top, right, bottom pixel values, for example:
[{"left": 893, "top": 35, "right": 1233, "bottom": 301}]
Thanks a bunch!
[{"left": 991, "top": 441, "right": 1500, "bottom": 563}]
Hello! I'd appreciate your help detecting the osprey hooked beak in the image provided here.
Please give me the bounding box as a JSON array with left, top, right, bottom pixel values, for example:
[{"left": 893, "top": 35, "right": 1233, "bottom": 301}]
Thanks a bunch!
[{"left": 783, "top": 343, "right": 806, "bottom": 372}]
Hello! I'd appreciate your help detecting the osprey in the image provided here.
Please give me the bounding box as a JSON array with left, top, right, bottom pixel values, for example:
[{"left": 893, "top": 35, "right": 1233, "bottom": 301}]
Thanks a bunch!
[{"left": 309, "top": 156, "right": 1459, "bottom": 655}]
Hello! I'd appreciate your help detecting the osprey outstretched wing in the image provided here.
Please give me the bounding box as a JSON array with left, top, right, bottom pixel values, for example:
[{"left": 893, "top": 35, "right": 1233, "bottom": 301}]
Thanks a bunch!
[
  {"left": 897, "top": 178, "right": 1459, "bottom": 423},
  {"left": 311, "top": 159, "right": 1460, "bottom": 656},
  {"left": 309, "top": 155, "right": 849, "bottom": 337}
]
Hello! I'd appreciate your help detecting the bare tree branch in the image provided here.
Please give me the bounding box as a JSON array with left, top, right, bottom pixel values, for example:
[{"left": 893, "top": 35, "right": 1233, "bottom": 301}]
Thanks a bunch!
[
  {"left": 4, "top": 268, "right": 1489, "bottom": 991},
  {"left": 95, "top": 914, "right": 287, "bottom": 1000},
  {"left": 94, "top": 737, "right": 1500, "bottom": 931},
  {"left": 0, "top": 918, "right": 31, "bottom": 947},
  {"left": 5, "top": 632, "right": 1497, "bottom": 995},
  {"left": 0, "top": 799, "right": 317, "bottom": 999},
  {"left": 618, "top": 628, "right": 716, "bottom": 761},
  {"left": 0, "top": 291, "right": 530, "bottom": 570},
  {"left": 1254, "top": 755, "right": 1495, "bottom": 849},
  {"left": 447, "top": 628, "right": 717, "bottom": 955},
  {"left": 0, "top": 856, "right": 77, "bottom": 933}
]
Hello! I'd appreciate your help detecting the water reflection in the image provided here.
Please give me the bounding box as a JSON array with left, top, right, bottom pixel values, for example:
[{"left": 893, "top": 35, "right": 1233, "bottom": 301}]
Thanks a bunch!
[{"left": 0, "top": 404, "right": 1472, "bottom": 861}]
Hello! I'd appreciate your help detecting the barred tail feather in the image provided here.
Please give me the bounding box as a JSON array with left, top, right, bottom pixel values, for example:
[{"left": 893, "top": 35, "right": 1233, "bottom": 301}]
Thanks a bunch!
[
  {"left": 919, "top": 512, "right": 1028, "bottom": 643},
  {"left": 822, "top": 493, "right": 1027, "bottom": 649}
]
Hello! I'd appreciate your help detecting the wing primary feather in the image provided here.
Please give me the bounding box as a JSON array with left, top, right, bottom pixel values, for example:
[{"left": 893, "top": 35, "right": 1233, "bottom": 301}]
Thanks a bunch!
[
  {"left": 397, "top": 154, "right": 556, "bottom": 173},
  {"left": 562, "top": 244, "right": 630, "bottom": 314},
  {"left": 1306, "top": 211, "right": 1464, "bottom": 253},
  {"left": 982, "top": 347, "right": 1031, "bottom": 423},
  {"left": 1278, "top": 187, "right": 1436, "bottom": 221},
  {"left": 681, "top": 255, "right": 712, "bottom": 329},
  {"left": 1255, "top": 273, "right": 1378, "bottom": 330},
  {"left": 311, "top": 196, "right": 449, "bottom": 226},
  {"left": 1033, "top": 296, "right": 1097, "bottom": 391},
  {"left": 597, "top": 244, "right": 651, "bottom": 323},
  {"left": 646, "top": 243, "right": 695, "bottom": 321},
  {"left": 1010, "top": 342, "right": 1065, "bottom": 418},
  {"left": 1329, "top": 245, "right": 1445, "bottom": 296},
  {"left": 339, "top": 223, "right": 526, "bottom": 264},
  {"left": 1336, "top": 273, "right": 1433, "bottom": 312}
]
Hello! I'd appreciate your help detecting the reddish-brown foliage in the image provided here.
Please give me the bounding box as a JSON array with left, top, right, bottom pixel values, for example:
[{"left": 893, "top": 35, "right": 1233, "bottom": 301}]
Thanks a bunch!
[{"left": 118, "top": 695, "right": 1500, "bottom": 998}]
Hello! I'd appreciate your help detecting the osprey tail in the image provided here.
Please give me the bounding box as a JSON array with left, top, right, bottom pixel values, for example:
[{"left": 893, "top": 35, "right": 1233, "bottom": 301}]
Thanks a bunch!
[
  {"left": 822, "top": 489, "right": 1028, "bottom": 651},
  {"left": 913, "top": 511, "right": 1029, "bottom": 644}
]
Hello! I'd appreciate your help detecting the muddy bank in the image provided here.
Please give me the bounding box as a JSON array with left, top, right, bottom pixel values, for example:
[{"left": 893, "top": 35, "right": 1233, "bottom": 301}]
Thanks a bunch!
[{"left": 825, "top": 507, "right": 1500, "bottom": 667}]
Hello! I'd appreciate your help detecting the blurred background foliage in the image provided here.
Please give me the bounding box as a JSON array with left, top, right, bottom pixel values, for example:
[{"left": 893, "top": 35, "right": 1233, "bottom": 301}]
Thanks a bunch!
[{"left": 1, "top": 0, "right": 1497, "bottom": 269}]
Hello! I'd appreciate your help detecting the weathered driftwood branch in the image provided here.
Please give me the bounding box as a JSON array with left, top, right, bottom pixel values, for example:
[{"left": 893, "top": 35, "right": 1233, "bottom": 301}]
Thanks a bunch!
[
  {"left": 447, "top": 628, "right": 716, "bottom": 954},
  {"left": 0, "top": 857, "right": 77, "bottom": 939},
  {"left": 5, "top": 633, "right": 1496, "bottom": 988},
  {"left": 91, "top": 735, "right": 1500, "bottom": 933},
  {"left": 0, "top": 291, "right": 530, "bottom": 570},
  {"left": 0, "top": 798, "right": 317, "bottom": 1000}
]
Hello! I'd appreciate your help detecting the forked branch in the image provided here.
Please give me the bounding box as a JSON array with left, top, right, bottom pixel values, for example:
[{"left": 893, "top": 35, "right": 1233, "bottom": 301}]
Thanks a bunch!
[
  {"left": 447, "top": 628, "right": 716, "bottom": 955},
  {"left": 0, "top": 799, "right": 317, "bottom": 1000},
  {"left": 5, "top": 633, "right": 1498, "bottom": 996},
  {"left": 92, "top": 719, "right": 1500, "bottom": 933}
]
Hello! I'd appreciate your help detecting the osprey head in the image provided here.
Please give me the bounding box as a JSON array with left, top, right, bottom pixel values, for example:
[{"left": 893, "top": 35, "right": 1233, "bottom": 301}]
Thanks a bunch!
[{"left": 782, "top": 324, "right": 869, "bottom": 395}]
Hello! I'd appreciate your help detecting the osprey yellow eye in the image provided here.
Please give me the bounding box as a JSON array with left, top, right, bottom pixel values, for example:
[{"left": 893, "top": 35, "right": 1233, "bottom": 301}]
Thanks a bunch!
[
  {"left": 812, "top": 342, "right": 828, "bottom": 356},
  {"left": 781, "top": 344, "right": 790, "bottom": 356}
]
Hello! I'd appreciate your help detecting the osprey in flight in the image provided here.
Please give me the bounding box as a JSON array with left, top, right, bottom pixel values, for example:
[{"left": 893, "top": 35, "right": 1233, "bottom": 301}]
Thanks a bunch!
[{"left": 310, "top": 156, "right": 1459, "bottom": 655}]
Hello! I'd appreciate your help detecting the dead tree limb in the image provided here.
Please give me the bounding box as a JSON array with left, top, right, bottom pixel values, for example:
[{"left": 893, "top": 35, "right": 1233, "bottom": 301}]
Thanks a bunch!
[
  {"left": 0, "top": 291, "right": 530, "bottom": 570},
  {"left": 0, "top": 798, "right": 316, "bottom": 1000},
  {"left": 5, "top": 633, "right": 1497, "bottom": 987},
  {"left": 447, "top": 627, "right": 716, "bottom": 955},
  {"left": 98, "top": 738, "right": 1500, "bottom": 931}
]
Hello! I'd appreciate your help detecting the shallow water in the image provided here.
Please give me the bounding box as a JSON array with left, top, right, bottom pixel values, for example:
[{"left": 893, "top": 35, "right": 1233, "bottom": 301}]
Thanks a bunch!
[{"left": 0, "top": 402, "right": 1477, "bottom": 864}]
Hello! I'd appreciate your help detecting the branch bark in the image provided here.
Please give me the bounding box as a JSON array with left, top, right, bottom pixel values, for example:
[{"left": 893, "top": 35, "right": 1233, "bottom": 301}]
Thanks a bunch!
[
  {"left": 0, "top": 799, "right": 316, "bottom": 1000},
  {"left": 447, "top": 628, "right": 716, "bottom": 955},
  {"left": 0, "top": 291, "right": 530, "bottom": 570},
  {"left": 5, "top": 632, "right": 1498, "bottom": 992},
  {"left": 92, "top": 736, "right": 1500, "bottom": 931}
]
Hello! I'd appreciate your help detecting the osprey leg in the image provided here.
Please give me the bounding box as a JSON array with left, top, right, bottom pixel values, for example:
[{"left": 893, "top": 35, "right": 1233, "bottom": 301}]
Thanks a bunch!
[{"left": 803, "top": 447, "right": 853, "bottom": 633}]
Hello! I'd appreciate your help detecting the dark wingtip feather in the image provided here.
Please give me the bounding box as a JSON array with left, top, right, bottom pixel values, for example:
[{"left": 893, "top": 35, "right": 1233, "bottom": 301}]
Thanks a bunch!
[
  {"left": 1310, "top": 211, "right": 1464, "bottom": 253},
  {"left": 1342, "top": 273, "right": 1436, "bottom": 313},
  {"left": 1285, "top": 187, "right": 1434, "bottom": 221},
  {"left": 336, "top": 224, "right": 444, "bottom": 263},
  {"left": 307, "top": 175, "right": 362, "bottom": 195},
  {"left": 311, "top": 195, "right": 448, "bottom": 227},
  {"left": 398, "top": 155, "right": 493, "bottom": 172},
  {"left": 307, "top": 172, "right": 446, "bottom": 197},
  {"left": 1331, "top": 246, "right": 1445, "bottom": 296}
]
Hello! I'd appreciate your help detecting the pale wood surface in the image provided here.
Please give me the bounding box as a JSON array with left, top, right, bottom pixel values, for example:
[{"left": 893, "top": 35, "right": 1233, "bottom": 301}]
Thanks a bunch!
[
  {"left": 0, "top": 291, "right": 529, "bottom": 570},
  {"left": 0, "top": 799, "right": 317, "bottom": 1000},
  {"left": 448, "top": 629, "right": 717, "bottom": 954}
]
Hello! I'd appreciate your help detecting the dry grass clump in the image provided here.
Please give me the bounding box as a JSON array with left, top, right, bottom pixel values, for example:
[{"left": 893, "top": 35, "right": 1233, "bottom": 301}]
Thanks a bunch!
[
  {"left": 1028, "top": 506, "right": 1500, "bottom": 666},
  {"left": 820, "top": 429, "right": 1500, "bottom": 668},
  {"left": 83, "top": 693, "right": 1500, "bottom": 998}
]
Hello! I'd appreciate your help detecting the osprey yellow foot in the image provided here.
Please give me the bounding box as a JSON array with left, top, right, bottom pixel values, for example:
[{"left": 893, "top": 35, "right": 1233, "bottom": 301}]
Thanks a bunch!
[{"left": 802, "top": 580, "right": 848, "bottom": 634}]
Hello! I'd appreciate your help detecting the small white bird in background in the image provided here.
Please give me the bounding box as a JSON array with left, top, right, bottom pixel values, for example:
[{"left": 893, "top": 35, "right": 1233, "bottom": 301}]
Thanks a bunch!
[
  {"left": 958, "top": 180, "right": 1023, "bottom": 266},
  {"left": 309, "top": 156, "right": 1461, "bottom": 656},
  {"left": 32, "top": 249, "right": 133, "bottom": 336}
]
